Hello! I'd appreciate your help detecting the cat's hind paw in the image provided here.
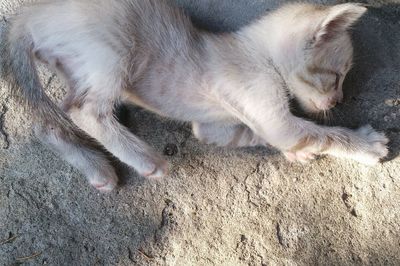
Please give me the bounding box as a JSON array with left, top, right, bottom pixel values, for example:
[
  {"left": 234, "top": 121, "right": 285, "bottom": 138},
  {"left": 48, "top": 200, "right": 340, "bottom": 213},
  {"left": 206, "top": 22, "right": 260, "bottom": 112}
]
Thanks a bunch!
[
  {"left": 91, "top": 177, "right": 118, "bottom": 192},
  {"left": 352, "top": 125, "right": 389, "bottom": 165},
  {"left": 89, "top": 170, "right": 119, "bottom": 192},
  {"left": 284, "top": 150, "right": 316, "bottom": 164},
  {"left": 139, "top": 157, "right": 169, "bottom": 180}
]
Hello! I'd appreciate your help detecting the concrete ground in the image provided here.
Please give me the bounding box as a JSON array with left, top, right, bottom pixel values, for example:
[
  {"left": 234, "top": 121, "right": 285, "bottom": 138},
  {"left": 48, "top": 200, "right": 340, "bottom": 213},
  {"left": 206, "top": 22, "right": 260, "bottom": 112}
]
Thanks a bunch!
[{"left": 1, "top": 0, "right": 400, "bottom": 265}]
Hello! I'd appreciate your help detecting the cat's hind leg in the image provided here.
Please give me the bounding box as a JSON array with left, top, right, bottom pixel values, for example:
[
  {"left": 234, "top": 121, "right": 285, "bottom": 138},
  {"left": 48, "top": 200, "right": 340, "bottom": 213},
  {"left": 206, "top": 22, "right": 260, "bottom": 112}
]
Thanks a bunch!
[
  {"left": 66, "top": 95, "right": 168, "bottom": 180},
  {"left": 192, "top": 121, "right": 266, "bottom": 147},
  {"left": 35, "top": 49, "right": 167, "bottom": 189},
  {"left": 35, "top": 124, "right": 118, "bottom": 192},
  {"left": 40, "top": 41, "right": 169, "bottom": 180},
  {"left": 31, "top": 50, "right": 118, "bottom": 191}
]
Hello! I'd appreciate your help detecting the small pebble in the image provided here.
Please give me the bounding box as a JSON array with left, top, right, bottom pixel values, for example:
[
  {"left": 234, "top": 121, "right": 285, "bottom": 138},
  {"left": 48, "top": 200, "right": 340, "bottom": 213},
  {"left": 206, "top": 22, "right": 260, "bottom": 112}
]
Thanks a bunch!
[
  {"left": 385, "top": 99, "right": 400, "bottom": 107},
  {"left": 163, "top": 143, "right": 178, "bottom": 156}
]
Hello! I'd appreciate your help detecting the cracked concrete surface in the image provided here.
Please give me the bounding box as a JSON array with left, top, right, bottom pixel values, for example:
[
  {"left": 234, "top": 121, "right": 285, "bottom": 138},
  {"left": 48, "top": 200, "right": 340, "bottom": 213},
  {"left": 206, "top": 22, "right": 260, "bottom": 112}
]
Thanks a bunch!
[
  {"left": 1, "top": 0, "right": 400, "bottom": 265},
  {"left": 0, "top": 104, "right": 9, "bottom": 149}
]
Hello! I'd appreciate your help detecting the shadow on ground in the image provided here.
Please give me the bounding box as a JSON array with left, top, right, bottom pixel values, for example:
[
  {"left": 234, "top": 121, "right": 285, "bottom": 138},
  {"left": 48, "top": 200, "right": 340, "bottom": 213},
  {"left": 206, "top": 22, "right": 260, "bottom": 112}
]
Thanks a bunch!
[{"left": 1, "top": 0, "right": 400, "bottom": 265}]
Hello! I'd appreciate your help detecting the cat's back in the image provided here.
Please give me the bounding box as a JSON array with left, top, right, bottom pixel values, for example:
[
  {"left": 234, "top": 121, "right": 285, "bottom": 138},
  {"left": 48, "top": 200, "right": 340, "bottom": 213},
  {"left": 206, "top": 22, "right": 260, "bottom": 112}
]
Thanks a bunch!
[
  {"left": 13, "top": 0, "right": 197, "bottom": 56},
  {"left": 119, "top": 0, "right": 199, "bottom": 55}
]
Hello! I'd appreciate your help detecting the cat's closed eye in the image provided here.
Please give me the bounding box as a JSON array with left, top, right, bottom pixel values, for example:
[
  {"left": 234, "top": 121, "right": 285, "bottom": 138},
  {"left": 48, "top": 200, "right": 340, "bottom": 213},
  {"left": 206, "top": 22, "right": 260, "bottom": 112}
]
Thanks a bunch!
[
  {"left": 334, "top": 73, "right": 341, "bottom": 90},
  {"left": 316, "top": 72, "right": 339, "bottom": 93}
]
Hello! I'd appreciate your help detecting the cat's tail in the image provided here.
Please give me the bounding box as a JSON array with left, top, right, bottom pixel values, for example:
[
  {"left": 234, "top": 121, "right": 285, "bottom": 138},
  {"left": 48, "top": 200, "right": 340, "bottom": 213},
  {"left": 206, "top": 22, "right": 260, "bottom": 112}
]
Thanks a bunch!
[
  {"left": 0, "top": 19, "right": 118, "bottom": 191},
  {"left": 1, "top": 23, "right": 73, "bottom": 133},
  {"left": 1, "top": 20, "right": 91, "bottom": 148}
]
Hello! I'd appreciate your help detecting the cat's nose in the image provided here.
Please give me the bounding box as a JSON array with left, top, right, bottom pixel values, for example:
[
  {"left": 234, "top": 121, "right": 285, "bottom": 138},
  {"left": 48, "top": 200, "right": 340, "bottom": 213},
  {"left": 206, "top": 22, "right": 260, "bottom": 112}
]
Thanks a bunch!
[{"left": 327, "top": 100, "right": 337, "bottom": 109}]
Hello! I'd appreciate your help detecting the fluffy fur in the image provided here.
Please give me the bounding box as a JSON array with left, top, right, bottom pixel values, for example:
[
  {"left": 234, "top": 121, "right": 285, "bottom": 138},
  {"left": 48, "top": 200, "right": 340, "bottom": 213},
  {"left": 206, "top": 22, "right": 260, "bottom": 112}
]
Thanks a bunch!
[{"left": 1, "top": 0, "right": 388, "bottom": 191}]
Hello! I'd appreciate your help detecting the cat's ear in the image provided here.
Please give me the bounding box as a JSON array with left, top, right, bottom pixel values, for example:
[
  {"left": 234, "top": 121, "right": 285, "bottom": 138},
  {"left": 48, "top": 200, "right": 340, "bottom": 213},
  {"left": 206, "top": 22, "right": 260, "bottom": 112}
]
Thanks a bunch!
[{"left": 313, "top": 3, "right": 367, "bottom": 46}]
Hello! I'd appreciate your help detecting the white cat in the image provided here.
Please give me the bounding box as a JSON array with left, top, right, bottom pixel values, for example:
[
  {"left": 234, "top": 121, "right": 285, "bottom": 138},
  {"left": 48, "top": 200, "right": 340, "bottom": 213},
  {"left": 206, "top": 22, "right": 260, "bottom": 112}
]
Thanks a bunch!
[{"left": 1, "top": 1, "right": 388, "bottom": 191}]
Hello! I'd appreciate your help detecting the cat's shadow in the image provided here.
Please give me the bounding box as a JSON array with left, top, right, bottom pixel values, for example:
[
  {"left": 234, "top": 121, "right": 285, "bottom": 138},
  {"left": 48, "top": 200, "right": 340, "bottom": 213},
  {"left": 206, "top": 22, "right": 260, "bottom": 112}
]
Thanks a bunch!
[
  {"left": 118, "top": 3, "right": 400, "bottom": 171},
  {"left": 336, "top": 4, "right": 400, "bottom": 162},
  {"left": 112, "top": 4, "right": 400, "bottom": 264},
  {"left": 115, "top": 103, "right": 280, "bottom": 185}
]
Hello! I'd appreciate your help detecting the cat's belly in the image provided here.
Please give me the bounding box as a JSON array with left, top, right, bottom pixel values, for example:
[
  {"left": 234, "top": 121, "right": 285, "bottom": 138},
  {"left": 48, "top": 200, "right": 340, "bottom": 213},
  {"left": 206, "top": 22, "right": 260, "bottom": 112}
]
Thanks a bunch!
[{"left": 122, "top": 90, "right": 232, "bottom": 123}]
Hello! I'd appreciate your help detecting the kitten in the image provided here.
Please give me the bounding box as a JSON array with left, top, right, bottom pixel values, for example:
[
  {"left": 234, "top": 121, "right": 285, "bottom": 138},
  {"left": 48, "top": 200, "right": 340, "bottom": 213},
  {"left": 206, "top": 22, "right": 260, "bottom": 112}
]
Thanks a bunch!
[{"left": 1, "top": 0, "right": 388, "bottom": 191}]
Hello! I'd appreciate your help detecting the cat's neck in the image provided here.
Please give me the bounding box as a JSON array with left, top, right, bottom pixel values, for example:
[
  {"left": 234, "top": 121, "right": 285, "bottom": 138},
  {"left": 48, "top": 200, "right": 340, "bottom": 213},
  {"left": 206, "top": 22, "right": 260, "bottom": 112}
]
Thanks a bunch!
[
  {"left": 230, "top": 15, "right": 306, "bottom": 78},
  {"left": 178, "top": 17, "right": 304, "bottom": 90}
]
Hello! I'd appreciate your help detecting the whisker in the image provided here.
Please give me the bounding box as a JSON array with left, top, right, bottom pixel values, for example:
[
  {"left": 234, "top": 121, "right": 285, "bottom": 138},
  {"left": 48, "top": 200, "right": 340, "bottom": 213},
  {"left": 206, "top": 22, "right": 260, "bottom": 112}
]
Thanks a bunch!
[
  {"left": 323, "top": 110, "right": 328, "bottom": 125},
  {"left": 353, "top": 54, "right": 374, "bottom": 60},
  {"left": 326, "top": 110, "right": 331, "bottom": 126},
  {"left": 328, "top": 110, "right": 334, "bottom": 126},
  {"left": 317, "top": 112, "right": 323, "bottom": 123},
  {"left": 340, "top": 101, "right": 351, "bottom": 106},
  {"left": 324, "top": 110, "right": 328, "bottom": 125}
]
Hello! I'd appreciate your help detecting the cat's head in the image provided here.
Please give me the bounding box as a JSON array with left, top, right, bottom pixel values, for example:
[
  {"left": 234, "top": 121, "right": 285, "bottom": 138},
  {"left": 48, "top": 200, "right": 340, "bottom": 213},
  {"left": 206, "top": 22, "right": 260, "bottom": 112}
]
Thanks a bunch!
[{"left": 269, "top": 3, "right": 367, "bottom": 113}]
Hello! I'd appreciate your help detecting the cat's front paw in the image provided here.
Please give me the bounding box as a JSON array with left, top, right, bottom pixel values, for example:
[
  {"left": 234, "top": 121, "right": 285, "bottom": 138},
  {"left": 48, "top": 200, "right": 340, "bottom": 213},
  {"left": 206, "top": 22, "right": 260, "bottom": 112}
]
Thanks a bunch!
[
  {"left": 284, "top": 150, "right": 316, "bottom": 164},
  {"left": 352, "top": 125, "right": 389, "bottom": 165}
]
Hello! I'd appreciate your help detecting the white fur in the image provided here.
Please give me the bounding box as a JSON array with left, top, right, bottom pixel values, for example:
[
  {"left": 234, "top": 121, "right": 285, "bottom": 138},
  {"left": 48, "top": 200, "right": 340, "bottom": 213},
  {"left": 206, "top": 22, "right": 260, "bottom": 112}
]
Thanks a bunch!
[{"left": 7, "top": 1, "right": 387, "bottom": 191}]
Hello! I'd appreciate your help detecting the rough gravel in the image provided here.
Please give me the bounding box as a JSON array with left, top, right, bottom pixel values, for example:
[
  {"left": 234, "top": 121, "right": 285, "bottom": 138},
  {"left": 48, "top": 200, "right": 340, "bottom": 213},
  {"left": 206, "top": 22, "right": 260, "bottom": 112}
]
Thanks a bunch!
[{"left": 1, "top": 0, "right": 400, "bottom": 265}]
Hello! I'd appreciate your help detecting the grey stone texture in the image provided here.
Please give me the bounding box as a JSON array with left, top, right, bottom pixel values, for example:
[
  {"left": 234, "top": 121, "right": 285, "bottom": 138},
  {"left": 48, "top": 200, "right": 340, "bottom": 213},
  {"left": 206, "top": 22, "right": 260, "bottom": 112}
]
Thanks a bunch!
[{"left": 0, "top": 0, "right": 400, "bottom": 265}]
